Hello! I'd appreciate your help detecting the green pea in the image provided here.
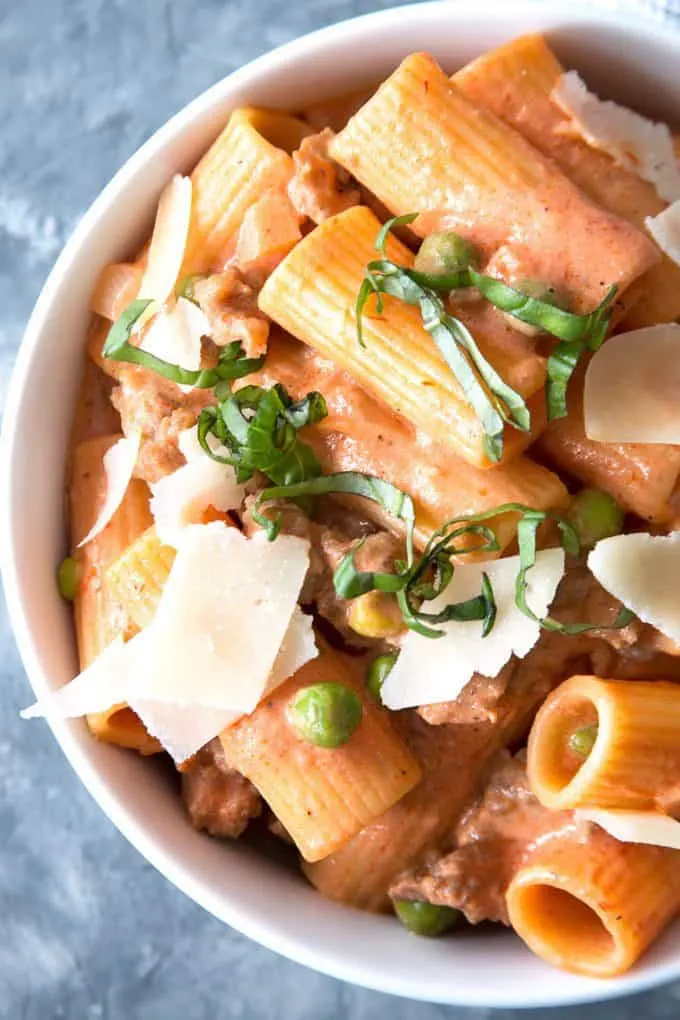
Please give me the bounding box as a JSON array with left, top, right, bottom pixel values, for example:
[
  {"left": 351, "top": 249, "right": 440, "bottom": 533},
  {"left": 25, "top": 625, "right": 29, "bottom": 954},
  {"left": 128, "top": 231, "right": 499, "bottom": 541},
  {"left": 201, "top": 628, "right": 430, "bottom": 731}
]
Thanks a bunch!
[
  {"left": 567, "top": 488, "right": 624, "bottom": 550},
  {"left": 414, "top": 232, "right": 481, "bottom": 276},
  {"left": 514, "top": 277, "right": 569, "bottom": 310},
  {"left": 366, "top": 652, "right": 398, "bottom": 702},
  {"left": 57, "top": 556, "right": 80, "bottom": 602},
  {"left": 286, "top": 682, "right": 362, "bottom": 748},
  {"left": 393, "top": 898, "right": 462, "bottom": 937},
  {"left": 568, "top": 724, "right": 598, "bottom": 758}
]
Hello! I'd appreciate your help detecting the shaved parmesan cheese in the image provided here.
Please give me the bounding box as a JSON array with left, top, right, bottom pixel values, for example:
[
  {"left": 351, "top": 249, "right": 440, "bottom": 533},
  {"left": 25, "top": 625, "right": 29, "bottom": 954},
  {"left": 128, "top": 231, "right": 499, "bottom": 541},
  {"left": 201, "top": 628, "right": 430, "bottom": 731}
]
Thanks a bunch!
[
  {"left": 21, "top": 635, "right": 134, "bottom": 719},
  {"left": 588, "top": 532, "right": 680, "bottom": 641},
  {"left": 381, "top": 549, "right": 565, "bottom": 711},
  {"left": 552, "top": 72, "right": 680, "bottom": 202},
  {"left": 270, "top": 605, "right": 318, "bottom": 686},
  {"left": 646, "top": 199, "right": 680, "bottom": 267},
  {"left": 22, "top": 521, "right": 316, "bottom": 762},
  {"left": 139, "top": 297, "right": 207, "bottom": 391},
  {"left": 149, "top": 453, "right": 243, "bottom": 548},
  {"left": 128, "top": 607, "right": 318, "bottom": 763},
  {"left": 583, "top": 324, "right": 680, "bottom": 443},
  {"left": 130, "top": 698, "right": 238, "bottom": 765},
  {"left": 77, "top": 431, "right": 141, "bottom": 547},
  {"left": 134, "top": 523, "right": 310, "bottom": 711},
  {"left": 138, "top": 174, "right": 193, "bottom": 304},
  {"left": 22, "top": 602, "right": 316, "bottom": 763},
  {"left": 576, "top": 808, "right": 680, "bottom": 851}
]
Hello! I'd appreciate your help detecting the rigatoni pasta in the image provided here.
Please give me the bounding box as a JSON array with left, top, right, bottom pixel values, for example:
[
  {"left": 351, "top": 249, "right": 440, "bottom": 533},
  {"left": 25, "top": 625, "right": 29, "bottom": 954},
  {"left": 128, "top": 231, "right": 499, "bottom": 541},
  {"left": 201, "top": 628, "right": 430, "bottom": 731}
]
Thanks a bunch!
[
  {"left": 220, "top": 644, "right": 422, "bottom": 862},
  {"left": 182, "top": 107, "right": 311, "bottom": 274},
  {"left": 69, "top": 434, "right": 159, "bottom": 753},
  {"left": 259, "top": 205, "right": 545, "bottom": 468},
  {"left": 536, "top": 376, "right": 680, "bottom": 523},
  {"left": 91, "top": 262, "right": 144, "bottom": 322},
  {"left": 252, "top": 335, "right": 567, "bottom": 553},
  {"left": 507, "top": 831, "right": 680, "bottom": 977},
  {"left": 32, "top": 34, "right": 680, "bottom": 984},
  {"left": 527, "top": 675, "right": 680, "bottom": 811},
  {"left": 452, "top": 34, "right": 680, "bottom": 329},
  {"left": 330, "top": 52, "right": 658, "bottom": 312},
  {"left": 106, "top": 526, "right": 176, "bottom": 632}
]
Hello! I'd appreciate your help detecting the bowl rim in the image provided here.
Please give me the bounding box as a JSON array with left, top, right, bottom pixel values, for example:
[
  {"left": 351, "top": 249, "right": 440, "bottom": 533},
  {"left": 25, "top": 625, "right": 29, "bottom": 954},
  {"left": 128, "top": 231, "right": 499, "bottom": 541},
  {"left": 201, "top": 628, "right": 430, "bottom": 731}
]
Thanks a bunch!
[{"left": 3, "top": 0, "right": 680, "bottom": 1007}]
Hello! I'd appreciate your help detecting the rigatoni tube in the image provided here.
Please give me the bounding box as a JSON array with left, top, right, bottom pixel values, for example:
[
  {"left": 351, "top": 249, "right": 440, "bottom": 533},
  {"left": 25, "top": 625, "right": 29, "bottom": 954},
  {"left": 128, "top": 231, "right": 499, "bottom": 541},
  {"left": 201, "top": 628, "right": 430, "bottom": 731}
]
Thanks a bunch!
[
  {"left": 303, "top": 718, "right": 497, "bottom": 910},
  {"left": 249, "top": 334, "right": 567, "bottom": 555},
  {"left": 507, "top": 831, "right": 680, "bottom": 977},
  {"left": 536, "top": 376, "right": 680, "bottom": 524},
  {"left": 219, "top": 643, "right": 422, "bottom": 862},
  {"left": 258, "top": 205, "right": 544, "bottom": 468},
  {"left": 528, "top": 675, "right": 680, "bottom": 811},
  {"left": 330, "top": 52, "right": 657, "bottom": 313},
  {"left": 91, "top": 262, "right": 144, "bottom": 322},
  {"left": 452, "top": 33, "right": 680, "bottom": 330},
  {"left": 106, "top": 526, "right": 176, "bottom": 632},
  {"left": 182, "top": 107, "right": 311, "bottom": 274},
  {"left": 69, "top": 435, "right": 160, "bottom": 754}
]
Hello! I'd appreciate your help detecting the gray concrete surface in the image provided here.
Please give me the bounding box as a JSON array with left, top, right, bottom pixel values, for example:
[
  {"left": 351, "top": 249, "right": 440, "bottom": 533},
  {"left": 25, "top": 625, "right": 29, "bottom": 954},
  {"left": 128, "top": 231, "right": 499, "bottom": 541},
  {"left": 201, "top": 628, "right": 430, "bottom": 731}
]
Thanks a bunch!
[{"left": 3, "top": 0, "right": 680, "bottom": 1016}]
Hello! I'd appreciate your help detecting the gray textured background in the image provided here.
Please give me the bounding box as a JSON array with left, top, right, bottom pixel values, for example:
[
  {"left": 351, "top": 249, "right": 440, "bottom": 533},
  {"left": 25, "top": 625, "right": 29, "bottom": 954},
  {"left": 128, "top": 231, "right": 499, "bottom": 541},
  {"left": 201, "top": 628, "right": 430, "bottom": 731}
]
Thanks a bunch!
[{"left": 2, "top": 1, "right": 680, "bottom": 1017}]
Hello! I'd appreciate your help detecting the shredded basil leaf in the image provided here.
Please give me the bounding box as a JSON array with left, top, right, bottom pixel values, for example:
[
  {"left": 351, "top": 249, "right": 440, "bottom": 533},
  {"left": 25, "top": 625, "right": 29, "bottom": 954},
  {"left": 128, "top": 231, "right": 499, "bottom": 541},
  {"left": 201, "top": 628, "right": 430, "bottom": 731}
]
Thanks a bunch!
[
  {"left": 251, "top": 503, "right": 282, "bottom": 541},
  {"left": 374, "top": 212, "right": 419, "bottom": 252},
  {"left": 396, "top": 573, "right": 497, "bottom": 640},
  {"left": 357, "top": 260, "right": 530, "bottom": 463},
  {"left": 101, "top": 299, "right": 265, "bottom": 388},
  {"left": 480, "top": 572, "right": 497, "bottom": 637},
  {"left": 256, "top": 470, "right": 416, "bottom": 561},
  {"left": 316, "top": 494, "right": 635, "bottom": 639},
  {"left": 362, "top": 218, "right": 618, "bottom": 430},
  {"left": 258, "top": 467, "right": 636, "bottom": 639},
  {"left": 544, "top": 289, "right": 615, "bottom": 420},
  {"left": 472, "top": 276, "right": 617, "bottom": 345},
  {"left": 515, "top": 511, "right": 634, "bottom": 634},
  {"left": 197, "top": 382, "right": 328, "bottom": 490},
  {"left": 333, "top": 538, "right": 408, "bottom": 599},
  {"left": 373, "top": 219, "right": 617, "bottom": 346},
  {"left": 546, "top": 340, "right": 584, "bottom": 421}
]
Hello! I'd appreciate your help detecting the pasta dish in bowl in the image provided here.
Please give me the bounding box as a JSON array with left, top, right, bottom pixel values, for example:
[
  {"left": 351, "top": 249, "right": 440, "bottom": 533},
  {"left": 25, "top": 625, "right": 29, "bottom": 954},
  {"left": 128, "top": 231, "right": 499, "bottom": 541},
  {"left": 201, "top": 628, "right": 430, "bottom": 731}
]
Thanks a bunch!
[{"left": 5, "top": 2, "right": 680, "bottom": 1006}]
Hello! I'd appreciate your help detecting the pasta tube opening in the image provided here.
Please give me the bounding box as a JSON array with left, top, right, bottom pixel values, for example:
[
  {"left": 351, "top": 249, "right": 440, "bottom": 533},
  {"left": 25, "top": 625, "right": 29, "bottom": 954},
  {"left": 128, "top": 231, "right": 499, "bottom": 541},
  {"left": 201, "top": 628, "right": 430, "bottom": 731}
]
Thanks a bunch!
[
  {"left": 507, "top": 876, "right": 623, "bottom": 977},
  {"left": 238, "top": 107, "right": 313, "bottom": 154},
  {"left": 507, "top": 834, "right": 680, "bottom": 977},
  {"left": 528, "top": 675, "right": 680, "bottom": 811},
  {"left": 87, "top": 705, "right": 161, "bottom": 756}
]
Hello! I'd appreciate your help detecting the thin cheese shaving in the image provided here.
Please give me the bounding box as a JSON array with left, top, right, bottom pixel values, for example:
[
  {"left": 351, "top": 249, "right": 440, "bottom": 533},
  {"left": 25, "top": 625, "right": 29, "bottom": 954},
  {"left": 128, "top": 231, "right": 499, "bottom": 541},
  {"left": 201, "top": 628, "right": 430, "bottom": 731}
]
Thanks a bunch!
[
  {"left": 139, "top": 297, "right": 207, "bottom": 390},
  {"left": 552, "top": 71, "right": 680, "bottom": 202},
  {"left": 583, "top": 324, "right": 680, "bottom": 443},
  {"left": 149, "top": 444, "right": 243, "bottom": 548},
  {"left": 22, "top": 593, "right": 317, "bottom": 763},
  {"left": 21, "top": 635, "right": 134, "bottom": 719},
  {"left": 576, "top": 808, "right": 680, "bottom": 851},
  {"left": 588, "top": 532, "right": 680, "bottom": 642},
  {"left": 131, "top": 697, "right": 238, "bottom": 764},
  {"left": 127, "top": 606, "right": 318, "bottom": 762},
  {"left": 77, "top": 431, "right": 142, "bottom": 548},
  {"left": 271, "top": 605, "right": 317, "bottom": 686},
  {"left": 138, "top": 174, "right": 193, "bottom": 304},
  {"left": 646, "top": 198, "right": 680, "bottom": 266},
  {"left": 381, "top": 548, "right": 565, "bottom": 711},
  {"left": 134, "top": 523, "right": 310, "bottom": 711}
]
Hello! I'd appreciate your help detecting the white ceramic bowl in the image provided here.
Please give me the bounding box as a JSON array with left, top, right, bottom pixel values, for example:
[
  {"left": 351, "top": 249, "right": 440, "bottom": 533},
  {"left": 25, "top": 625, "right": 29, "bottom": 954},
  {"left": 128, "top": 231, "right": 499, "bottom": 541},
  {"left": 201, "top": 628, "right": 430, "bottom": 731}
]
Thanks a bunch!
[{"left": 3, "top": 1, "right": 680, "bottom": 1007}]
